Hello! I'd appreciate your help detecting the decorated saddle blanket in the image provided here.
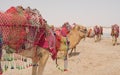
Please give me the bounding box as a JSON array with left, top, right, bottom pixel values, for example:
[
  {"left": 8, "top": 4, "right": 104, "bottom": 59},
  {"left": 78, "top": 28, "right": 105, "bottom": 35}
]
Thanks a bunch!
[
  {"left": 0, "top": 6, "right": 57, "bottom": 60},
  {"left": 61, "top": 26, "right": 69, "bottom": 37},
  {"left": 55, "top": 29, "right": 67, "bottom": 52},
  {"left": 0, "top": 7, "right": 27, "bottom": 26},
  {"left": 0, "top": 26, "right": 27, "bottom": 52},
  {"left": 94, "top": 26, "right": 100, "bottom": 35},
  {"left": 0, "top": 6, "right": 46, "bottom": 53},
  {"left": 34, "top": 28, "right": 57, "bottom": 60}
]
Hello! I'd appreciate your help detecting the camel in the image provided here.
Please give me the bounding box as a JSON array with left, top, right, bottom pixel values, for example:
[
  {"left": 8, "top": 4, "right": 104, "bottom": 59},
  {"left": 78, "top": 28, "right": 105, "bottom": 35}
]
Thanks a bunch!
[
  {"left": 87, "top": 25, "right": 103, "bottom": 42},
  {"left": 111, "top": 24, "right": 119, "bottom": 46},
  {"left": 0, "top": 6, "right": 56, "bottom": 75},
  {"left": 57, "top": 23, "right": 87, "bottom": 55},
  {"left": 94, "top": 25, "right": 103, "bottom": 42},
  {"left": 53, "top": 24, "right": 87, "bottom": 71},
  {"left": 86, "top": 27, "right": 95, "bottom": 38}
]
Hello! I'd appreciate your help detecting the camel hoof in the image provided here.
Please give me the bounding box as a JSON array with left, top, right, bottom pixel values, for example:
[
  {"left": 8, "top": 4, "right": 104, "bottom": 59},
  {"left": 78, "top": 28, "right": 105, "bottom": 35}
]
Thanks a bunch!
[
  {"left": 95, "top": 40, "right": 97, "bottom": 42},
  {"left": 113, "top": 44, "right": 115, "bottom": 46},
  {"left": 64, "top": 69, "right": 68, "bottom": 71},
  {"left": 32, "top": 64, "right": 39, "bottom": 67}
]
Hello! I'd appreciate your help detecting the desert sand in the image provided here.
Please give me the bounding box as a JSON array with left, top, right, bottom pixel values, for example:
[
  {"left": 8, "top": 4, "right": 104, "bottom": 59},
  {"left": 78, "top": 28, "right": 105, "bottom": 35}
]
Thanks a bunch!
[{"left": 2, "top": 37, "right": 120, "bottom": 75}]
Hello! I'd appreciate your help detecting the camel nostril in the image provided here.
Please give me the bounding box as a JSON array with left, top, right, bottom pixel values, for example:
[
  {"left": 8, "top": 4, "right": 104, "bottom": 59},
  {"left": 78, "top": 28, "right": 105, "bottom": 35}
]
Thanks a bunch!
[{"left": 84, "top": 29, "right": 87, "bottom": 32}]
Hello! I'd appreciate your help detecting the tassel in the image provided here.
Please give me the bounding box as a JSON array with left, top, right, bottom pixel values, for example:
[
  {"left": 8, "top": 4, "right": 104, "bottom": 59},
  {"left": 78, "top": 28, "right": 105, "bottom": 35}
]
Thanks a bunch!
[
  {"left": 23, "top": 66, "right": 25, "bottom": 69},
  {"left": 24, "top": 58, "right": 27, "bottom": 62},
  {"left": 20, "top": 66, "right": 23, "bottom": 70},
  {"left": 10, "top": 60, "right": 14, "bottom": 69},
  {"left": 4, "top": 65, "right": 8, "bottom": 71},
  {"left": 11, "top": 65, "right": 14, "bottom": 69}
]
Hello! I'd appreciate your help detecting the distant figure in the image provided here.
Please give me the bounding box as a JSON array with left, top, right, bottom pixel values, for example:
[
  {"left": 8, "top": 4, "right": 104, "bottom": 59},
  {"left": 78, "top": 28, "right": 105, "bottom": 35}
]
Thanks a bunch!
[
  {"left": 111, "top": 24, "right": 119, "bottom": 46},
  {"left": 87, "top": 27, "right": 95, "bottom": 38},
  {"left": 99, "top": 26, "right": 103, "bottom": 40},
  {"left": 87, "top": 25, "right": 103, "bottom": 42}
]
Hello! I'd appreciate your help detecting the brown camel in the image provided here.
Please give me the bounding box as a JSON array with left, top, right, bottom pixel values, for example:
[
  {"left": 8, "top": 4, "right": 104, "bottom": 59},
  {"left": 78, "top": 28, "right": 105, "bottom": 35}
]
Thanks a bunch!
[
  {"left": 54, "top": 24, "right": 87, "bottom": 71},
  {"left": 55, "top": 23, "right": 87, "bottom": 56}
]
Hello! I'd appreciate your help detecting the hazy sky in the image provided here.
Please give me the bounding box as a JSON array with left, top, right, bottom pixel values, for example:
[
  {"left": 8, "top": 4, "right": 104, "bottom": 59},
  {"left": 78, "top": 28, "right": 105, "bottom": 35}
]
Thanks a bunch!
[{"left": 0, "top": 0, "right": 120, "bottom": 27}]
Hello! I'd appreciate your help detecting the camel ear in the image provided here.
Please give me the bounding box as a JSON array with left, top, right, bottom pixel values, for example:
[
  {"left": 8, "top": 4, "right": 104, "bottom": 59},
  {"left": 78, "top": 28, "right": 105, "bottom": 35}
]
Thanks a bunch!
[
  {"left": 76, "top": 26, "right": 80, "bottom": 31},
  {"left": 73, "top": 25, "right": 80, "bottom": 31}
]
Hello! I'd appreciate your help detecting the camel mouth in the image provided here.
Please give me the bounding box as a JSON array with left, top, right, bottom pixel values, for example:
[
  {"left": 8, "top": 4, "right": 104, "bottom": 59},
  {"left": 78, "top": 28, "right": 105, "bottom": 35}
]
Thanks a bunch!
[{"left": 80, "top": 28, "right": 87, "bottom": 34}]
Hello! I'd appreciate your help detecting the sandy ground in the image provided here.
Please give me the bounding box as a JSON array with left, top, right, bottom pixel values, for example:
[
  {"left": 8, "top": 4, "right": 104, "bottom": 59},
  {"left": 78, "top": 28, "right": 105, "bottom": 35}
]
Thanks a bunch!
[{"left": 2, "top": 37, "right": 120, "bottom": 75}]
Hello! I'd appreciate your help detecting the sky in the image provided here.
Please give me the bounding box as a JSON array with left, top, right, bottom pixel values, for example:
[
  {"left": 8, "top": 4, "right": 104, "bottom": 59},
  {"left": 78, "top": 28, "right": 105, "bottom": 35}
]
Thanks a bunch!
[{"left": 0, "top": 0, "right": 120, "bottom": 27}]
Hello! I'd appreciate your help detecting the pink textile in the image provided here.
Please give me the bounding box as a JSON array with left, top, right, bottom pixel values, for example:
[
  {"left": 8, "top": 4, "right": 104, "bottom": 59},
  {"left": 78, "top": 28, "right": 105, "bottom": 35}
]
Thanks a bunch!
[
  {"left": 0, "top": 12, "right": 27, "bottom": 26},
  {"left": 94, "top": 26, "right": 100, "bottom": 35},
  {"left": 112, "top": 25, "right": 119, "bottom": 38},
  {"left": 55, "top": 30, "right": 61, "bottom": 49},
  {"left": 5, "top": 7, "right": 17, "bottom": 14},
  {"left": 35, "top": 28, "right": 57, "bottom": 60},
  {"left": 61, "top": 27, "right": 69, "bottom": 37}
]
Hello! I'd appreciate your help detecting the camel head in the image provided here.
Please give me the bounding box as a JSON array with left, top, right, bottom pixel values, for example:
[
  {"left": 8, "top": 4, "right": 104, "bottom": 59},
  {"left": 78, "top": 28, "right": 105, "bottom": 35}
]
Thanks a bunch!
[
  {"left": 67, "top": 24, "right": 87, "bottom": 51},
  {"left": 73, "top": 24, "right": 87, "bottom": 39}
]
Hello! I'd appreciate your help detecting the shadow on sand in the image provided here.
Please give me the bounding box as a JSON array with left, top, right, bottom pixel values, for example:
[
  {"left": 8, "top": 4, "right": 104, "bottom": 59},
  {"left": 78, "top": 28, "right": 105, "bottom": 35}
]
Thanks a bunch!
[
  {"left": 69, "top": 52, "right": 80, "bottom": 58},
  {"left": 117, "top": 43, "right": 120, "bottom": 45}
]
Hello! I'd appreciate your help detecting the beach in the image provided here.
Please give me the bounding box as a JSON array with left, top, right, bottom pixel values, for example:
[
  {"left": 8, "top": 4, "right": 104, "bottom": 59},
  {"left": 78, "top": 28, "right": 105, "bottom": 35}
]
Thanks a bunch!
[{"left": 2, "top": 37, "right": 120, "bottom": 75}]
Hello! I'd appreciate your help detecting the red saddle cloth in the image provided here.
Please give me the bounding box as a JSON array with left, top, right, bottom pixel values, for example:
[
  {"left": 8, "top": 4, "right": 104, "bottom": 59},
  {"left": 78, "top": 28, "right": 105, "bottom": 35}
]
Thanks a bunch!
[
  {"left": 34, "top": 28, "right": 57, "bottom": 60},
  {"left": 61, "top": 26, "right": 69, "bottom": 37},
  {"left": 5, "top": 7, "right": 18, "bottom": 14},
  {"left": 55, "top": 30, "right": 62, "bottom": 49},
  {"left": 0, "top": 7, "right": 28, "bottom": 26},
  {"left": 0, "top": 25, "right": 27, "bottom": 53},
  {"left": 94, "top": 26, "right": 100, "bottom": 35},
  {"left": 112, "top": 25, "right": 119, "bottom": 38}
]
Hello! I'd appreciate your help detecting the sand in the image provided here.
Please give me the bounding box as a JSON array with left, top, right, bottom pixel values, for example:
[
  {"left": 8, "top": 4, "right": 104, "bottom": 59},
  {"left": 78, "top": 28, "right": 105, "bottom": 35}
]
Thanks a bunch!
[{"left": 2, "top": 37, "right": 120, "bottom": 75}]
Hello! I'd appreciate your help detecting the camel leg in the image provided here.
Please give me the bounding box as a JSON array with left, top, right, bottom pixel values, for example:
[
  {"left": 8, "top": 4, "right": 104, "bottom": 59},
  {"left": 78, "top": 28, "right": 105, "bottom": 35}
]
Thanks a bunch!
[
  {"left": 97, "top": 35, "right": 99, "bottom": 42},
  {"left": 98, "top": 34, "right": 100, "bottom": 41},
  {"left": 32, "top": 60, "right": 38, "bottom": 75},
  {"left": 99, "top": 34, "right": 101, "bottom": 40},
  {"left": 55, "top": 59, "right": 58, "bottom": 67},
  {"left": 69, "top": 48, "right": 73, "bottom": 55},
  {"left": 95, "top": 35, "right": 99, "bottom": 42},
  {"left": 69, "top": 46, "right": 76, "bottom": 56},
  {"left": 94, "top": 35, "right": 97, "bottom": 42},
  {"left": 115, "top": 37, "right": 117, "bottom": 45},
  {"left": 64, "top": 50, "right": 68, "bottom": 71},
  {"left": 19, "top": 46, "right": 39, "bottom": 75},
  {"left": 112, "top": 36, "right": 116, "bottom": 46},
  {"left": 99, "top": 34, "right": 101, "bottom": 41},
  {"left": 37, "top": 48, "right": 49, "bottom": 75},
  {"left": 74, "top": 47, "right": 76, "bottom": 53}
]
